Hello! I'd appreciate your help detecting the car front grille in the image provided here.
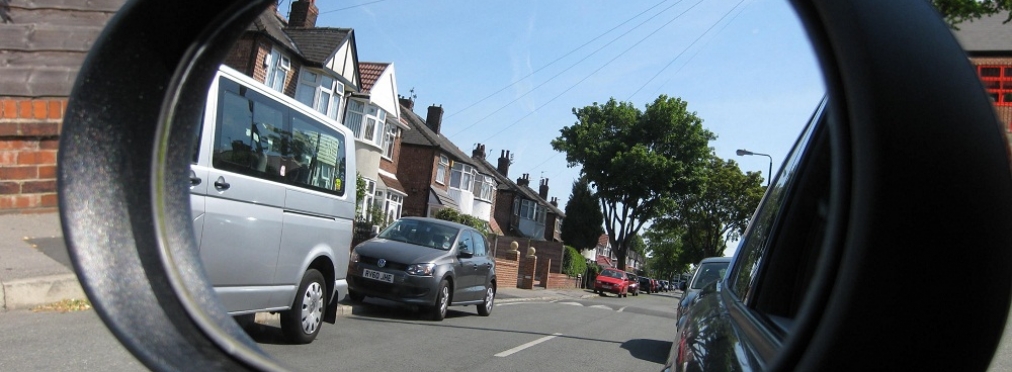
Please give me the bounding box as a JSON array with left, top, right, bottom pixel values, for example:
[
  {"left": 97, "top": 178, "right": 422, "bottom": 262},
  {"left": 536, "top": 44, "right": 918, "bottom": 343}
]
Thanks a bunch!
[{"left": 359, "top": 255, "right": 409, "bottom": 271}]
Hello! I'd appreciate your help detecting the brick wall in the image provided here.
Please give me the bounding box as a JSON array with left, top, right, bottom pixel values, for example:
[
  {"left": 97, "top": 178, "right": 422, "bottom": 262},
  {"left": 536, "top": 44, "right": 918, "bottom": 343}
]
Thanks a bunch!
[
  {"left": 0, "top": 99, "right": 63, "bottom": 212},
  {"left": 490, "top": 236, "right": 564, "bottom": 274},
  {"left": 492, "top": 190, "right": 515, "bottom": 236},
  {"left": 536, "top": 258, "right": 551, "bottom": 288},
  {"left": 494, "top": 250, "right": 520, "bottom": 289},
  {"left": 518, "top": 255, "right": 536, "bottom": 290},
  {"left": 546, "top": 273, "right": 580, "bottom": 290},
  {"left": 395, "top": 145, "right": 436, "bottom": 217}
]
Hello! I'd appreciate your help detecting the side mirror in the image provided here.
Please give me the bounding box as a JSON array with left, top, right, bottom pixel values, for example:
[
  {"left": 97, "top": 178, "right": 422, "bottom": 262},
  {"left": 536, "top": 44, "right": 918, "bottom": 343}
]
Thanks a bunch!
[{"left": 458, "top": 246, "right": 473, "bottom": 258}]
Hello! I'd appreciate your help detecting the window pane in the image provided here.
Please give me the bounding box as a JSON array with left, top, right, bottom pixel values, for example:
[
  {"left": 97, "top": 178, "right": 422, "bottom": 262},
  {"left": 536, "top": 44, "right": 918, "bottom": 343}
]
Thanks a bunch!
[
  {"left": 296, "top": 83, "right": 315, "bottom": 107},
  {"left": 290, "top": 114, "right": 347, "bottom": 195},
  {"left": 981, "top": 67, "right": 1001, "bottom": 77},
  {"left": 364, "top": 118, "right": 376, "bottom": 141},
  {"left": 319, "top": 91, "right": 331, "bottom": 116}
]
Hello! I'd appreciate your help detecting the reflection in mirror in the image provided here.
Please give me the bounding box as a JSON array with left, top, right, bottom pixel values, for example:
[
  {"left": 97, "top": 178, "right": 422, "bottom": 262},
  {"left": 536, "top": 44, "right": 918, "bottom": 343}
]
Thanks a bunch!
[{"left": 190, "top": 0, "right": 825, "bottom": 364}]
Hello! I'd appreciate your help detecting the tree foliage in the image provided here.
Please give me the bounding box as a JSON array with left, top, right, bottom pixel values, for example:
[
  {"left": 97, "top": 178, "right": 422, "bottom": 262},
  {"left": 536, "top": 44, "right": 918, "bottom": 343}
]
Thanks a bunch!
[
  {"left": 562, "top": 245, "right": 588, "bottom": 277},
  {"left": 552, "top": 95, "right": 714, "bottom": 271},
  {"left": 644, "top": 228, "right": 692, "bottom": 281},
  {"left": 560, "top": 178, "right": 604, "bottom": 251},
  {"left": 930, "top": 0, "right": 1012, "bottom": 28},
  {"left": 433, "top": 208, "right": 490, "bottom": 236},
  {"left": 656, "top": 155, "right": 765, "bottom": 262}
]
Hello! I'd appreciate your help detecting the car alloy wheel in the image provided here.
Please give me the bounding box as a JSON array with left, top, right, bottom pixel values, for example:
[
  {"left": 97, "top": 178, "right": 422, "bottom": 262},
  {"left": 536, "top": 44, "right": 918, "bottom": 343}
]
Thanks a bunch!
[
  {"left": 478, "top": 285, "right": 494, "bottom": 316},
  {"left": 431, "top": 280, "right": 450, "bottom": 321},
  {"left": 281, "top": 269, "right": 325, "bottom": 344}
]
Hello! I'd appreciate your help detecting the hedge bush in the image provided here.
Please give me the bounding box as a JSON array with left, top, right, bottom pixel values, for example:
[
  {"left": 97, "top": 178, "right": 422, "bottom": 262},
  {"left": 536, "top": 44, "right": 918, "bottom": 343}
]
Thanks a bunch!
[{"left": 562, "top": 245, "right": 587, "bottom": 277}]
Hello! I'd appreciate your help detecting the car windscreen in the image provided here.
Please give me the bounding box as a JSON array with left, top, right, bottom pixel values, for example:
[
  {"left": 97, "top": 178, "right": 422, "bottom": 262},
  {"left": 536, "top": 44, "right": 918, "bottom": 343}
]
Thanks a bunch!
[
  {"left": 600, "top": 269, "right": 624, "bottom": 279},
  {"left": 690, "top": 262, "right": 730, "bottom": 290},
  {"left": 378, "top": 220, "right": 460, "bottom": 251}
]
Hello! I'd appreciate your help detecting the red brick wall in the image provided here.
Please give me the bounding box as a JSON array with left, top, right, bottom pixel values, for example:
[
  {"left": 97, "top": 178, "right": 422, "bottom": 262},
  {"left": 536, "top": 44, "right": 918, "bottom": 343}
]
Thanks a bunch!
[
  {"left": 379, "top": 134, "right": 401, "bottom": 174},
  {"left": 490, "top": 236, "right": 564, "bottom": 274},
  {"left": 0, "top": 98, "right": 63, "bottom": 212},
  {"left": 536, "top": 258, "right": 551, "bottom": 288},
  {"left": 396, "top": 145, "right": 436, "bottom": 217},
  {"left": 494, "top": 250, "right": 520, "bottom": 289},
  {"left": 546, "top": 273, "right": 580, "bottom": 290},
  {"left": 493, "top": 190, "right": 515, "bottom": 236},
  {"left": 518, "top": 256, "right": 536, "bottom": 290}
]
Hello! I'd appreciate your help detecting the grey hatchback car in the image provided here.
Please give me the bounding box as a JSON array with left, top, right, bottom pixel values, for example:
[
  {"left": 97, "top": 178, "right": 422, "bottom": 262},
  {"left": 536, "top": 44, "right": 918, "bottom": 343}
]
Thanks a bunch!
[{"left": 347, "top": 217, "right": 497, "bottom": 320}]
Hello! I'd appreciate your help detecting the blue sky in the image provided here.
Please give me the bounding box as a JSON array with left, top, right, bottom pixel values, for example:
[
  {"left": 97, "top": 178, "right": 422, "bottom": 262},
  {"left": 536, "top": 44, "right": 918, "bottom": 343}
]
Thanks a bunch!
[{"left": 311, "top": 0, "right": 826, "bottom": 255}]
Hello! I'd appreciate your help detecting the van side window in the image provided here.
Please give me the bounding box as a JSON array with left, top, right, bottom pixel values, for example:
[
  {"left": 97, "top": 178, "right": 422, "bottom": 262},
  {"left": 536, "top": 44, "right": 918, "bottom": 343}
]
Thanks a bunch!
[
  {"left": 211, "top": 76, "right": 347, "bottom": 196},
  {"left": 291, "top": 114, "right": 346, "bottom": 195}
]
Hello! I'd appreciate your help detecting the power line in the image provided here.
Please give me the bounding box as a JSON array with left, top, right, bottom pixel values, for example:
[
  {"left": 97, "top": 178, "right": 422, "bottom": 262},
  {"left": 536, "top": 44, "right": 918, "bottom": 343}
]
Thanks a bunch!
[
  {"left": 318, "top": 0, "right": 391, "bottom": 15},
  {"left": 446, "top": 0, "right": 670, "bottom": 120},
  {"left": 449, "top": 0, "right": 690, "bottom": 138},
  {"left": 627, "top": 0, "right": 750, "bottom": 100},
  {"left": 478, "top": 0, "right": 709, "bottom": 143}
]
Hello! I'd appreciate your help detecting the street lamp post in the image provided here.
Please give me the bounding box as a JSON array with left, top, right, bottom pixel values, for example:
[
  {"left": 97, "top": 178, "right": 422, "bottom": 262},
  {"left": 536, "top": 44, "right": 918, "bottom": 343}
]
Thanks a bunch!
[{"left": 736, "top": 149, "right": 773, "bottom": 187}]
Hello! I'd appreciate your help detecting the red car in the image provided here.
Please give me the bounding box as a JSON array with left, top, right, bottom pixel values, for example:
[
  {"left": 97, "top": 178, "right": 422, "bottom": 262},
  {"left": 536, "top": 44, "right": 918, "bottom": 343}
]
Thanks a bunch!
[{"left": 594, "top": 268, "right": 632, "bottom": 298}]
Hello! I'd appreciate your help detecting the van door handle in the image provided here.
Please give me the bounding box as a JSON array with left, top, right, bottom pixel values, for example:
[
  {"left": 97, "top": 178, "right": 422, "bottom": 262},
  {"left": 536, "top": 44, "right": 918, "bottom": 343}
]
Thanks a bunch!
[
  {"left": 213, "top": 176, "right": 230, "bottom": 190},
  {"left": 189, "top": 170, "right": 201, "bottom": 186}
]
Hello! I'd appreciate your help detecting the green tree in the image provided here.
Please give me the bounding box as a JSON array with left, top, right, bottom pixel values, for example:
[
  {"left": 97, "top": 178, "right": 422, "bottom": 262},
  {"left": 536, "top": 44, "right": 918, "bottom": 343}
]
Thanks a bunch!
[
  {"left": 562, "top": 245, "right": 588, "bottom": 277},
  {"left": 656, "top": 155, "right": 765, "bottom": 261},
  {"left": 930, "top": 0, "right": 1012, "bottom": 28},
  {"left": 560, "top": 177, "right": 604, "bottom": 251},
  {"left": 552, "top": 95, "right": 714, "bottom": 271},
  {"left": 644, "top": 228, "right": 692, "bottom": 281},
  {"left": 433, "top": 208, "right": 490, "bottom": 236}
]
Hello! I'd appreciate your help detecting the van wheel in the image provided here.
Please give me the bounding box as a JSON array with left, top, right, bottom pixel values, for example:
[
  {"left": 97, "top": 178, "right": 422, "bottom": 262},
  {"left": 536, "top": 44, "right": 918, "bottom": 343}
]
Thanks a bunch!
[
  {"left": 429, "top": 279, "right": 450, "bottom": 321},
  {"left": 477, "top": 284, "right": 495, "bottom": 316},
  {"left": 281, "top": 269, "right": 325, "bottom": 344}
]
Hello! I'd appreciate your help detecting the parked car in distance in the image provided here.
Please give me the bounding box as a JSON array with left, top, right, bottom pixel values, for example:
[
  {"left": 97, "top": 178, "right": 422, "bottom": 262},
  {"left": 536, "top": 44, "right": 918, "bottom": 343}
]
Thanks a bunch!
[
  {"left": 638, "top": 276, "right": 653, "bottom": 294},
  {"left": 627, "top": 273, "right": 640, "bottom": 296},
  {"left": 189, "top": 66, "right": 357, "bottom": 344},
  {"left": 347, "top": 217, "right": 496, "bottom": 321},
  {"left": 594, "top": 268, "right": 631, "bottom": 297},
  {"left": 660, "top": 280, "right": 670, "bottom": 292}
]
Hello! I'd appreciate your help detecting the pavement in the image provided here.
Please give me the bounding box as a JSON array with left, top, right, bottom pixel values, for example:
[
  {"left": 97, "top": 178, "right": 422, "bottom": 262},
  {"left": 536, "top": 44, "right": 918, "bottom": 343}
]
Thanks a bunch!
[{"left": 0, "top": 211, "right": 600, "bottom": 313}]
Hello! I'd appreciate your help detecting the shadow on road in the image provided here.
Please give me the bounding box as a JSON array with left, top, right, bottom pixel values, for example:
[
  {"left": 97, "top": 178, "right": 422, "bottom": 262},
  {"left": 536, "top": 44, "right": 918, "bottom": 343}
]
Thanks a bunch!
[{"left": 621, "top": 338, "right": 672, "bottom": 365}]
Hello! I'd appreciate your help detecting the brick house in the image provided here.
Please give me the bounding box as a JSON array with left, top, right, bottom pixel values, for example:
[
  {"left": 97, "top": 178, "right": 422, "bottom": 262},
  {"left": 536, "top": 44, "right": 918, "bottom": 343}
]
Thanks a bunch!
[
  {"left": 0, "top": 0, "right": 127, "bottom": 212},
  {"left": 585, "top": 233, "right": 646, "bottom": 273},
  {"left": 221, "top": 0, "right": 405, "bottom": 222},
  {"left": 471, "top": 146, "right": 565, "bottom": 242},
  {"left": 952, "top": 12, "right": 1012, "bottom": 144},
  {"left": 395, "top": 101, "right": 499, "bottom": 230}
]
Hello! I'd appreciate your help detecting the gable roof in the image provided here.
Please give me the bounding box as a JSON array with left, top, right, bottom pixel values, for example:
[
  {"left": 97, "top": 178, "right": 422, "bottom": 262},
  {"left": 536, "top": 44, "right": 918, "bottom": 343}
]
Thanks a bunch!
[
  {"left": 285, "top": 28, "right": 353, "bottom": 66},
  {"left": 249, "top": 9, "right": 300, "bottom": 55},
  {"left": 359, "top": 62, "right": 388, "bottom": 93},
  {"left": 952, "top": 12, "right": 1012, "bottom": 53}
]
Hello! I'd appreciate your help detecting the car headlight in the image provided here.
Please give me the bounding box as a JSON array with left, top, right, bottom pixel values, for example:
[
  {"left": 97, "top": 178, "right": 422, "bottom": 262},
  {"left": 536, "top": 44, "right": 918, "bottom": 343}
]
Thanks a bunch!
[
  {"left": 350, "top": 250, "right": 359, "bottom": 263},
  {"left": 405, "top": 263, "right": 435, "bottom": 276}
]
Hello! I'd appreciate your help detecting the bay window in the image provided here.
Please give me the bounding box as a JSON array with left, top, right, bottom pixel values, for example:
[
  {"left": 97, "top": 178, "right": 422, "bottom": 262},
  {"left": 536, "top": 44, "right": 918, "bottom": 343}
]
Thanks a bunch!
[
  {"left": 450, "top": 162, "right": 474, "bottom": 192},
  {"left": 342, "top": 99, "right": 388, "bottom": 148},
  {"left": 473, "top": 174, "right": 494, "bottom": 201},
  {"left": 296, "top": 70, "right": 345, "bottom": 122}
]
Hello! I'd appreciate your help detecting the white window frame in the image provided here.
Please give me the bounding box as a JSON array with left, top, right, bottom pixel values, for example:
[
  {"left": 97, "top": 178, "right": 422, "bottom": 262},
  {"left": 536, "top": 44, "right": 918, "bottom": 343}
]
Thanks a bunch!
[
  {"left": 343, "top": 99, "right": 387, "bottom": 147},
  {"left": 384, "top": 192, "right": 404, "bottom": 224},
  {"left": 296, "top": 70, "right": 345, "bottom": 123},
  {"left": 450, "top": 163, "right": 475, "bottom": 192},
  {"left": 473, "top": 174, "right": 494, "bottom": 201},
  {"left": 359, "top": 178, "right": 376, "bottom": 219},
  {"left": 435, "top": 155, "right": 448, "bottom": 184},
  {"left": 382, "top": 125, "right": 398, "bottom": 159},
  {"left": 265, "top": 48, "right": 290, "bottom": 93}
]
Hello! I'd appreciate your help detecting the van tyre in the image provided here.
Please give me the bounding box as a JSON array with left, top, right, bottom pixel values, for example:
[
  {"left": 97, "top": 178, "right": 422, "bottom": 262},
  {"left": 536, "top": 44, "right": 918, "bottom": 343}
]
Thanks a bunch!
[
  {"left": 281, "top": 269, "right": 325, "bottom": 344},
  {"left": 429, "top": 279, "right": 450, "bottom": 321},
  {"left": 477, "top": 283, "right": 494, "bottom": 316}
]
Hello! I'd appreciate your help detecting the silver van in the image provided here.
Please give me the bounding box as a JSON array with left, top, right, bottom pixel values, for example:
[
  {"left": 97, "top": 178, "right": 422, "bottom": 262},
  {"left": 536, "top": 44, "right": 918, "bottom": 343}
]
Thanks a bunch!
[{"left": 189, "top": 66, "right": 356, "bottom": 344}]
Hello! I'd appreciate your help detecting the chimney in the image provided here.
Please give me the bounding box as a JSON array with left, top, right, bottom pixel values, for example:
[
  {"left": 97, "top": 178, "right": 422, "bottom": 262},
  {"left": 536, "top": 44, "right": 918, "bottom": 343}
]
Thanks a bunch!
[
  {"left": 289, "top": 0, "right": 319, "bottom": 28},
  {"left": 426, "top": 104, "right": 444, "bottom": 134},
  {"left": 517, "top": 173, "right": 530, "bottom": 187},
  {"left": 472, "top": 143, "right": 486, "bottom": 160},
  {"left": 550, "top": 197, "right": 558, "bottom": 207},
  {"left": 497, "top": 150, "right": 512, "bottom": 177},
  {"left": 398, "top": 95, "right": 414, "bottom": 111},
  {"left": 539, "top": 178, "right": 549, "bottom": 199}
]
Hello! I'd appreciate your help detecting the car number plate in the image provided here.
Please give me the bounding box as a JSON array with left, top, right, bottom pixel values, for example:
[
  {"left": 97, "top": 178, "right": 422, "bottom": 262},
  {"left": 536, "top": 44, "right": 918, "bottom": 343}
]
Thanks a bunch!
[
  {"left": 363, "top": 269, "right": 394, "bottom": 283},
  {"left": 602, "top": 284, "right": 611, "bottom": 288}
]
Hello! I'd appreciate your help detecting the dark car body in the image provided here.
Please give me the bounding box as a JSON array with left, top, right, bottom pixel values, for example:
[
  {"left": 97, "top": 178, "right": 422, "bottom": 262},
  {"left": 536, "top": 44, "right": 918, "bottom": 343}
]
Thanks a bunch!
[
  {"left": 347, "top": 217, "right": 496, "bottom": 320},
  {"left": 639, "top": 276, "right": 653, "bottom": 294}
]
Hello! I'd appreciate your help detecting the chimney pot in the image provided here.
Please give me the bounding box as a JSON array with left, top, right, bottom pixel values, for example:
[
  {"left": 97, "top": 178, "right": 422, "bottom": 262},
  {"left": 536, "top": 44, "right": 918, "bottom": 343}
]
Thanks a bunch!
[
  {"left": 539, "top": 178, "right": 550, "bottom": 199},
  {"left": 497, "top": 149, "right": 512, "bottom": 177}
]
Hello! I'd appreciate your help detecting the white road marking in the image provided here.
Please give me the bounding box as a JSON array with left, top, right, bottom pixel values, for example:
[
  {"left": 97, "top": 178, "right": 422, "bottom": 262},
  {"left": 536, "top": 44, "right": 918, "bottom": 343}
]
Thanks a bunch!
[
  {"left": 617, "top": 306, "right": 628, "bottom": 313},
  {"left": 588, "top": 305, "right": 613, "bottom": 311},
  {"left": 495, "top": 333, "right": 562, "bottom": 357},
  {"left": 556, "top": 301, "right": 583, "bottom": 306}
]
